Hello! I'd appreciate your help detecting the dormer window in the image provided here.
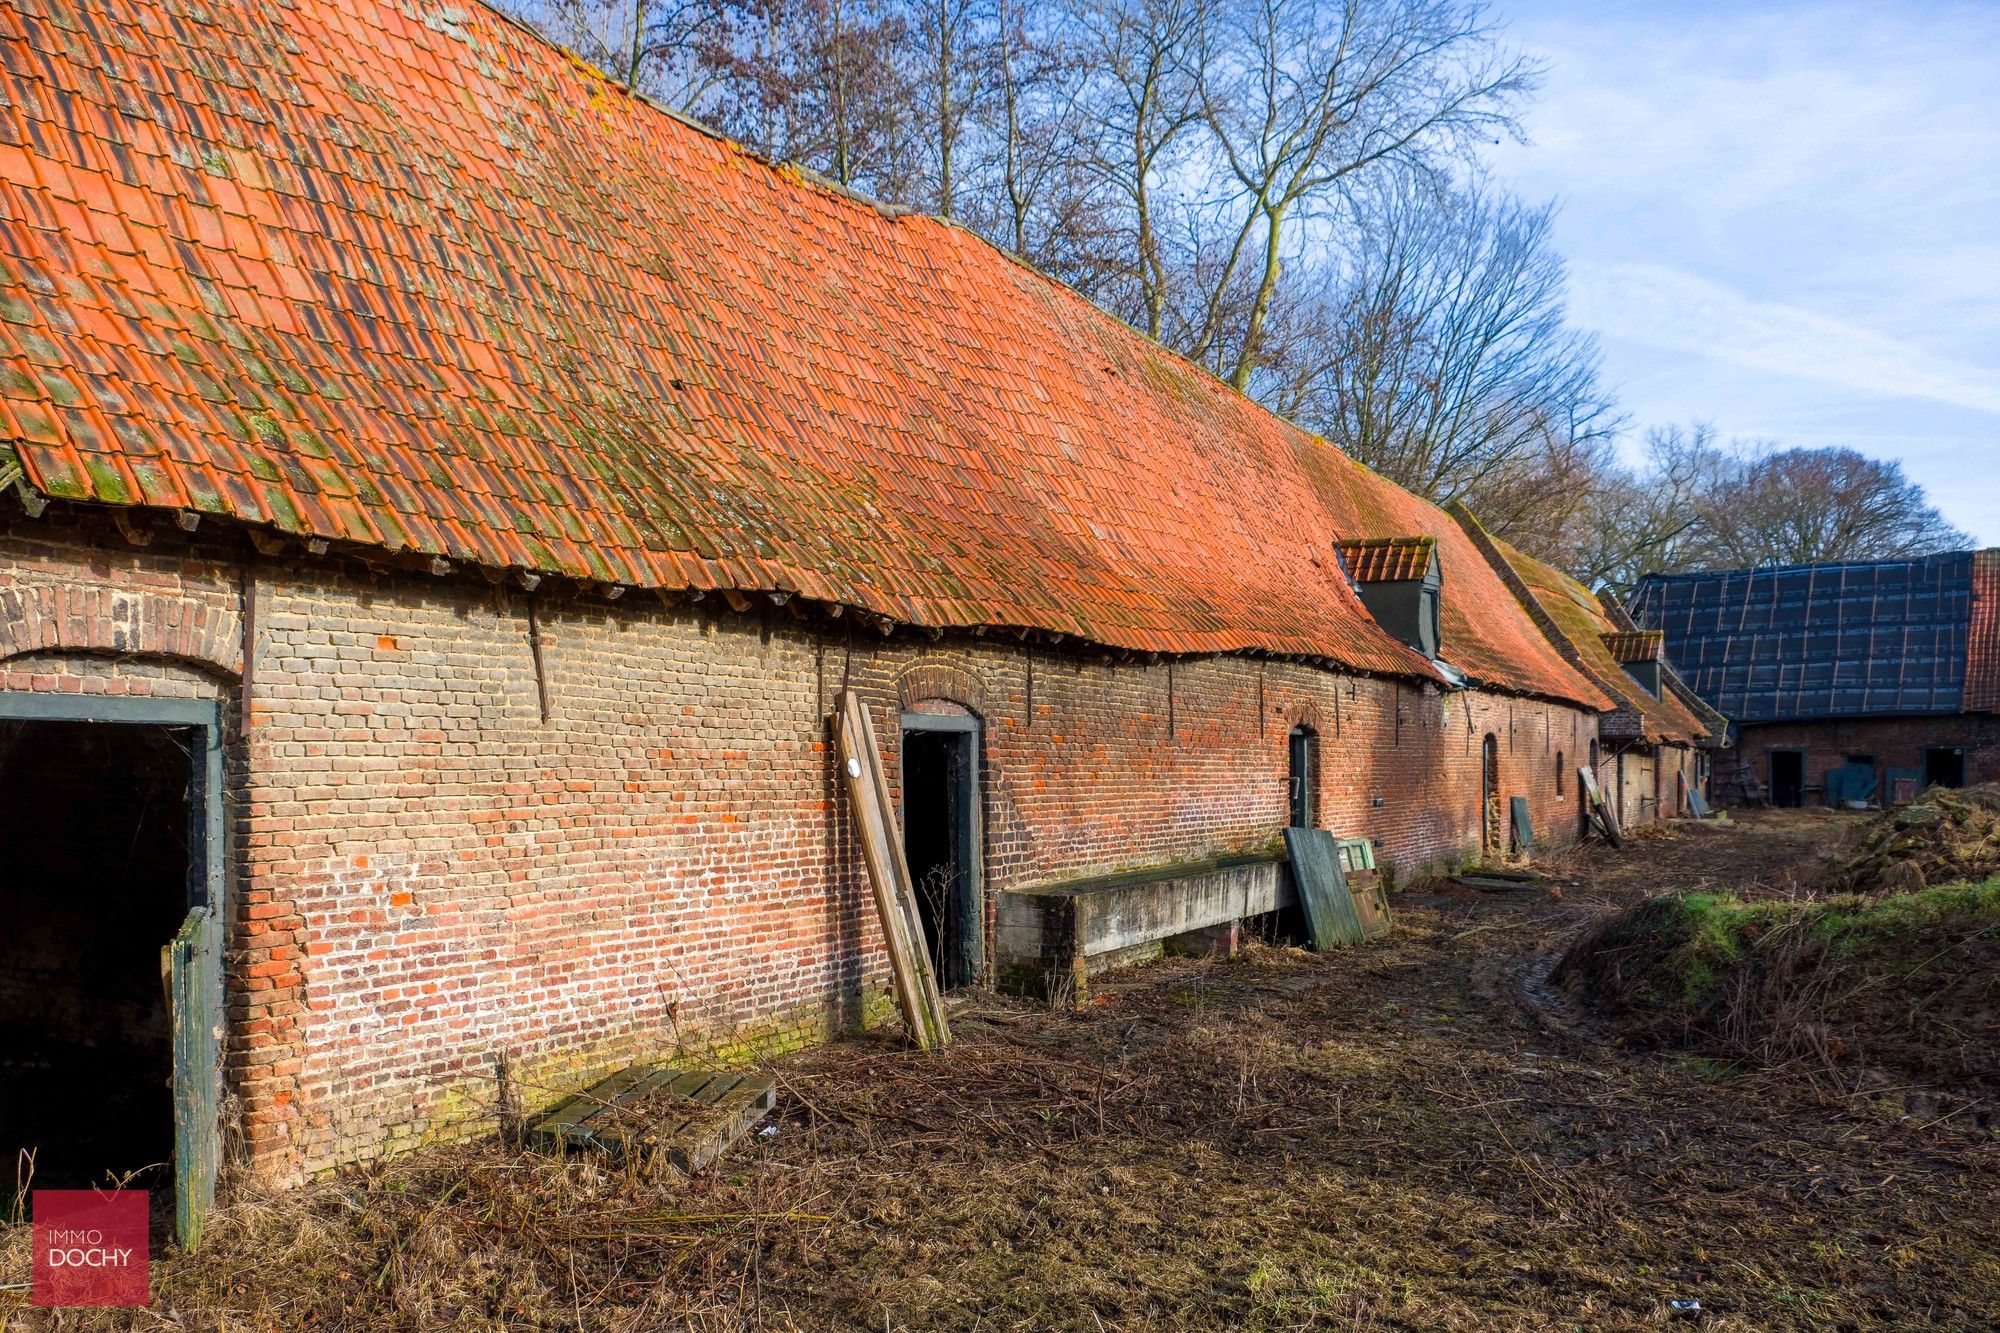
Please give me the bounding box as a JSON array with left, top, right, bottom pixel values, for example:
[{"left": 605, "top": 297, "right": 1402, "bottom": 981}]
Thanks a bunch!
[
  {"left": 1603, "top": 630, "right": 1665, "bottom": 698},
  {"left": 1336, "top": 536, "right": 1442, "bottom": 659}
]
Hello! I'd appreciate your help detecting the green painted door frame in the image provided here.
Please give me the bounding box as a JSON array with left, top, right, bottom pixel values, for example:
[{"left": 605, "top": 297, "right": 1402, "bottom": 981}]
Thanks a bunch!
[{"left": 0, "top": 692, "right": 226, "bottom": 1250}]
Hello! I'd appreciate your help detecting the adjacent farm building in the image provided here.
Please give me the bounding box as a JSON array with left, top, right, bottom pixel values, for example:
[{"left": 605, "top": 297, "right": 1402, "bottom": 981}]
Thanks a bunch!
[
  {"left": 0, "top": 0, "right": 1700, "bottom": 1240},
  {"left": 1457, "top": 513, "right": 1728, "bottom": 831},
  {"left": 1631, "top": 551, "right": 2000, "bottom": 806}
]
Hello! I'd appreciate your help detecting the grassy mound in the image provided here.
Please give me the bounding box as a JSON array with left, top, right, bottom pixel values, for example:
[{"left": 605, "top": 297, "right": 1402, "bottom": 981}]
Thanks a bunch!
[
  {"left": 1556, "top": 880, "right": 2000, "bottom": 1091},
  {"left": 1828, "top": 783, "right": 2000, "bottom": 894}
]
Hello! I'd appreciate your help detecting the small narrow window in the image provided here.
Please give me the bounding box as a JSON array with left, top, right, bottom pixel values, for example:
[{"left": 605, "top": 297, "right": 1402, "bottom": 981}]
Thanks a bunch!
[{"left": 1555, "top": 751, "right": 1566, "bottom": 798}]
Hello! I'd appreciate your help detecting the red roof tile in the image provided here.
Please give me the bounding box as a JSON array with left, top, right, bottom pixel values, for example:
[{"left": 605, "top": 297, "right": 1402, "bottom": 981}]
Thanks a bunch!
[
  {"left": 1304, "top": 460, "right": 1610, "bottom": 708},
  {"left": 1336, "top": 537, "right": 1436, "bottom": 584},
  {"left": 0, "top": 0, "right": 1601, "bottom": 706},
  {"left": 1968, "top": 549, "right": 2000, "bottom": 712},
  {"left": 1465, "top": 525, "right": 1712, "bottom": 743},
  {"left": 1602, "top": 631, "right": 1664, "bottom": 664}
]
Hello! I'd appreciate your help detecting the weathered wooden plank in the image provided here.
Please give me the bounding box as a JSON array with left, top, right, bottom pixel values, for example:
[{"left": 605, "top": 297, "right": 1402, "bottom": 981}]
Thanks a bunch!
[
  {"left": 834, "top": 689, "right": 950, "bottom": 1049},
  {"left": 1578, "top": 766, "right": 1624, "bottom": 848},
  {"left": 169, "top": 904, "right": 220, "bottom": 1252},
  {"left": 1284, "top": 827, "right": 1366, "bottom": 948},
  {"left": 1510, "top": 796, "right": 1535, "bottom": 853},
  {"left": 1346, "top": 868, "right": 1392, "bottom": 938},
  {"left": 532, "top": 1063, "right": 658, "bottom": 1146},
  {"left": 658, "top": 1077, "right": 778, "bottom": 1174},
  {"left": 532, "top": 1064, "right": 778, "bottom": 1168}
]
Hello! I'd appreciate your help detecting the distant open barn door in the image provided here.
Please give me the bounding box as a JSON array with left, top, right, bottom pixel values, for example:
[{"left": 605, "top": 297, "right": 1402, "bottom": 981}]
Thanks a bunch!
[
  {"left": 0, "top": 694, "right": 225, "bottom": 1251},
  {"left": 1924, "top": 747, "right": 1966, "bottom": 790},
  {"left": 1769, "top": 749, "right": 1804, "bottom": 808}
]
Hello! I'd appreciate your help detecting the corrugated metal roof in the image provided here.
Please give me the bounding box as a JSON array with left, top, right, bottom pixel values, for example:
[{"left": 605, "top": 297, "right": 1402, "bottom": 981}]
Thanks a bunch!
[
  {"left": 1629, "top": 553, "right": 1991, "bottom": 722},
  {"left": 1336, "top": 537, "right": 1437, "bottom": 584},
  {"left": 0, "top": 0, "right": 1476, "bottom": 678}
]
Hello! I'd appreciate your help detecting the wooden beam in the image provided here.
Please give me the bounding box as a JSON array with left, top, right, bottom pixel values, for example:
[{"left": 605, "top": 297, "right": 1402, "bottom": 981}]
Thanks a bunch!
[{"left": 833, "top": 690, "right": 950, "bottom": 1050}]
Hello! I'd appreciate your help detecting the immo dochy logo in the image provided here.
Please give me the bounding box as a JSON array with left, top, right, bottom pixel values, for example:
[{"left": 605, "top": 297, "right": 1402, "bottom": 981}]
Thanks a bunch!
[{"left": 32, "top": 1190, "right": 150, "bottom": 1307}]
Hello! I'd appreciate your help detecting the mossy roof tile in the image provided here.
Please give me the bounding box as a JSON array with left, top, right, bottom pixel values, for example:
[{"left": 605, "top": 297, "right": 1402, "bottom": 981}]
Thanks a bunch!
[{"left": 0, "top": 0, "right": 1606, "bottom": 702}]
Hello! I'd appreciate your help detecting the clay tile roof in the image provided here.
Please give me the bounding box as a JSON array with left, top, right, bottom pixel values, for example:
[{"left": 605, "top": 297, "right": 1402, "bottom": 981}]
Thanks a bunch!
[
  {"left": 1302, "top": 461, "right": 1610, "bottom": 709},
  {"left": 1602, "top": 631, "right": 1664, "bottom": 664},
  {"left": 1969, "top": 550, "right": 2000, "bottom": 712},
  {"left": 1456, "top": 517, "right": 1711, "bottom": 743},
  {"left": 0, "top": 0, "right": 1603, "bottom": 706},
  {"left": 0, "top": 0, "right": 1460, "bottom": 678},
  {"left": 1336, "top": 536, "right": 1436, "bottom": 583}
]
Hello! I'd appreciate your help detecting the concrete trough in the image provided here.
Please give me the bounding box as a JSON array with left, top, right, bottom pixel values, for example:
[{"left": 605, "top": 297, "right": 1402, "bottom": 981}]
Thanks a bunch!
[{"left": 995, "top": 853, "right": 1293, "bottom": 1003}]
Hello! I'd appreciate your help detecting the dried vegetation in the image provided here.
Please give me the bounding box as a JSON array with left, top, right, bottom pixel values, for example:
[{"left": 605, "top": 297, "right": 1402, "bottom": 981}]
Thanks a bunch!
[{"left": 3, "top": 810, "right": 1995, "bottom": 1330}]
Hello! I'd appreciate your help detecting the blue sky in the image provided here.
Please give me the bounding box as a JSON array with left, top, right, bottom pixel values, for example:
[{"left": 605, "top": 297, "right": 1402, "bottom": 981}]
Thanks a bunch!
[{"left": 1483, "top": 0, "right": 2000, "bottom": 545}]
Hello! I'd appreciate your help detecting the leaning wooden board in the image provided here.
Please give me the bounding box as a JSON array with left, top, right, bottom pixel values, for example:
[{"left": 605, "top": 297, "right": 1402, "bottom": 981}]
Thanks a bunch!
[
  {"left": 1284, "top": 826, "right": 1368, "bottom": 947},
  {"left": 1578, "top": 765, "right": 1624, "bottom": 847},
  {"left": 1509, "top": 795, "right": 1535, "bottom": 853},
  {"left": 531, "top": 1062, "right": 777, "bottom": 1172},
  {"left": 834, "top": 689, "right": 950, "bottom": 1049}
]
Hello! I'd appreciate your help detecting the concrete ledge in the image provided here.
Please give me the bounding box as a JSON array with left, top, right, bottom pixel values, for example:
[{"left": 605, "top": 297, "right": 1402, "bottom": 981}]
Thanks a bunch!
[{"left": 996, "top": 854, "right": 1292, "bottom": 1003}]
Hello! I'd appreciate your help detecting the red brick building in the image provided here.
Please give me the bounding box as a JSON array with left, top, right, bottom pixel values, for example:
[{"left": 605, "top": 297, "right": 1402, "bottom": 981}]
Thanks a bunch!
[
  {"left": 0, "top": 0, "right": 1623, "bottom": 1233},
  {"left": 1459, "top": 512, "right": 1727, "bottom": 832},
  {"left": 1632, "top": 552, "right": 2000, "bottom": 806}
]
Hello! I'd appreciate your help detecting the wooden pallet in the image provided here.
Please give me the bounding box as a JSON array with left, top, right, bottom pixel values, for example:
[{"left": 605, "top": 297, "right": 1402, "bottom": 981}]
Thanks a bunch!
[{"left": 530, "top": 1063, "right": 777, "bottom": 1173}]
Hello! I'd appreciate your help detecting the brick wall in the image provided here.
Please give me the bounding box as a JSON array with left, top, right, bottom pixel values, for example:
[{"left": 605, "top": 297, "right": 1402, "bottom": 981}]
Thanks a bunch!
[
  {"left": 1726, "top": 716, "right": 2000, "bottom": 805},
  {"left": 0, "top": 513, "right": 1601, "bottom": 1181}
]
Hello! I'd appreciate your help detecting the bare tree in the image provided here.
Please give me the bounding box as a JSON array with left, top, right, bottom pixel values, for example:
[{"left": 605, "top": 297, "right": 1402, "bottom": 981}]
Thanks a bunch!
[
  {"left": 1185, "top": 0, "right": 1535, "bottom": 388},
  {"left": 495, "top": 0, "right": 737, "bottom": 103},
  {"left": 1700, "top": 446, "right": 1969, "bottom": 569},
  {"left": 1070, "top": 0, "right": 1206, "bottom": 338},
  {"left": 1551, "top": 423, "right": 1728, "bottom": 594},
  {"left": 1271, "top": 177, "right": 1619, "bottom": 538}
]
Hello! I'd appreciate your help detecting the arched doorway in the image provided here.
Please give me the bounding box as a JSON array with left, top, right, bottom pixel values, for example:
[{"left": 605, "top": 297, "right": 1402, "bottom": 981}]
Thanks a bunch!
[
  {"left": 1287, "top": 725, "right": 1318, "bottom": 828},
  {"left": 1481, "top": 733, "right": 1501, "bottom": 861}
]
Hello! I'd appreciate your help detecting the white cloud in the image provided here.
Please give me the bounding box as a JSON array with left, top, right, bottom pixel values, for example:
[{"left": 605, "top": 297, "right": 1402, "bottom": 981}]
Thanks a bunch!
[
  {"left": 1569, "top": 261, "right": 2000, "bottom": 417},
  {"left": 1477, "top": 0, "right": 2000, "bottom": 541}
]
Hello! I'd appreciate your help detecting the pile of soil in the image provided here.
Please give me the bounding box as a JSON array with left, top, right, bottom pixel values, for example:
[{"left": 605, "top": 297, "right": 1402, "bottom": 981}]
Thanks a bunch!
[
  {"left": 1556, "top": 882, "right": 2000, "bottom": 1100},
  {"left": 1828, "top": 783, "right": 2000, "bottom": 894}
]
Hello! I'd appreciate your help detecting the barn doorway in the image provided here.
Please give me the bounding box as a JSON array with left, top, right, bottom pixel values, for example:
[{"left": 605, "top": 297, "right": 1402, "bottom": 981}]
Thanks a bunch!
[
  {"left": 1924, "top": 747, "right": 1966, "bottom": 790},
  {"left": 0, "top": 695, "right": 224, "bottom": 1249},
  {"left": 1769, "top": 749, "right": 1805, "bottom": 807},
  {"left": 900, "top": 713, "right": 982, "bottom": 990},
  {"left": 1287, "top": 725, "right": 1318, "bottom": 828},
  {"left": 1481, "top": 733, "right": 1501, "bottom": 861}
]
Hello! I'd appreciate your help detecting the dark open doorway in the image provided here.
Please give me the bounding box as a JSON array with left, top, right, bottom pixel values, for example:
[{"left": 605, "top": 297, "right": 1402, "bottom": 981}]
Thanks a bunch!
[
  {"left": 1287, "top": 726, "right": 1317, "bottom": 828},
  {"left": 0, "top": 695, "right": 224, "bottom": 1248},
  {"left": 1481, "top": 734, "right": 1501, "bottom": 861},
  {"left": 1924, "top": 747, "right": 1966, "bottom": 790},
  {"left": 1769, "top": 749, "right": 1805, "bottom": 807},
  {"left": 900, "top": 714, "right": 981, "bottom": 991}
]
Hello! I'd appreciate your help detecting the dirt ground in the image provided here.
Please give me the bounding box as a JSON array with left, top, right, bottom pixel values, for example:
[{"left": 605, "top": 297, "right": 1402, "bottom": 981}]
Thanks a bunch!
[{"left": 6, "top": 810, "right": 1997, "bottom": 1331}]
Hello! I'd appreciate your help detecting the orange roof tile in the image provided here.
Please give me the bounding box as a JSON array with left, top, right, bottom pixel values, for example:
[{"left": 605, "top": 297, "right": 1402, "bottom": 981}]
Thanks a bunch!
[
  {"left": 1336, "top": 536, "right": 1436, "bottom": 584},
  {"left": 0, "top": 0, "right": 1598, "bottom": 705},
  {"left": 1969, "top": 549, "right": 2000, "bottom": 712},
  {"left": 1303, "top": 460, "right": 1610, "bottom": 708},
  {"left": 1467, "top": 526, "right": 1713, "bottom": 743}
]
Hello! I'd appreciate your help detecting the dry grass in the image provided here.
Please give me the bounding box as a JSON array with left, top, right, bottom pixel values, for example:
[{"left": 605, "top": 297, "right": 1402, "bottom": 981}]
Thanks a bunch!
[{"left": 4, "top": 811, "right": 1996, "bottom": 1330}]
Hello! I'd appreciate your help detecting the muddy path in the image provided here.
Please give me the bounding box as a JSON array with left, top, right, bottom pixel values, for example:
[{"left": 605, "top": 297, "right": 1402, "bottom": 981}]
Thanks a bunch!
[{"left": 722, "top": 812, "right": 1997, "bottom": 1332}]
